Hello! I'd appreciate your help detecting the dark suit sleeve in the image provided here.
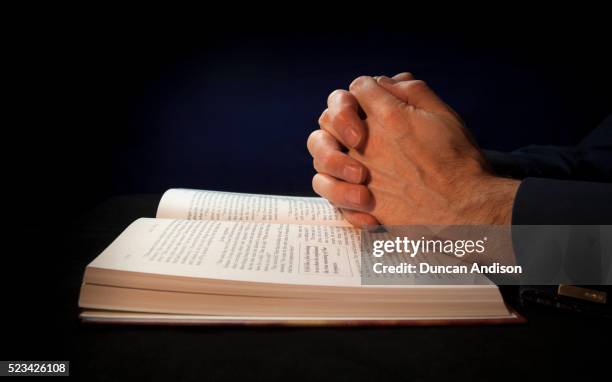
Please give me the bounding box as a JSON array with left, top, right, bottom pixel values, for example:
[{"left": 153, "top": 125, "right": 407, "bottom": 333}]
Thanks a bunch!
[{"left": 483, "top": 114, "right": 612, "bottom": 224}]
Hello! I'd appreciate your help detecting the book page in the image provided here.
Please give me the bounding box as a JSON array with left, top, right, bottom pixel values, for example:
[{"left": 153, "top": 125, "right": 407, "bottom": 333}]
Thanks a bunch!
[
  {"left": 81, "top": 310, "right": 519, "bottom": 323},
  {"left": 156, "top": 188, "right": 351, "bottom": 227},
  {"left": 89, "top": 218, "right": 494, "bottom": 288},
  {"left": 89, "top": 218, "right": 362, "bottom": 287}
]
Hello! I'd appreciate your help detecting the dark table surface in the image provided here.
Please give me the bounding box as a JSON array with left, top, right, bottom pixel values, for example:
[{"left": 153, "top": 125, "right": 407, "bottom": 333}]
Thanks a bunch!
[{"left": 4, "top": 194, "right": 611, "bottom": 381}]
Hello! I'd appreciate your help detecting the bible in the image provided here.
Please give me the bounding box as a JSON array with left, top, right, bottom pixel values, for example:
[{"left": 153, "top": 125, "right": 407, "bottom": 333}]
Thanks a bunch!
[{"left": 78, "top": 188, "right": 523, "bottom": 325}]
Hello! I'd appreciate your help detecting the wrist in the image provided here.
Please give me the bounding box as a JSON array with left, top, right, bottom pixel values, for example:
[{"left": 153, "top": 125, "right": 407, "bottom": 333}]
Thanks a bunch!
[{"left": 462, "top": 176, "right": 520, "bottom": 225}]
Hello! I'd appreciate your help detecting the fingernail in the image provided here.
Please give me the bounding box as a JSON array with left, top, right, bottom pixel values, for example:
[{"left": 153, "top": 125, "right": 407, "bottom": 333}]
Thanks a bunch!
[
  {"left": 345, "top": 127, "right": 361, "bottom": 148},
  {"left": 377, "top": 76, "right": 394, "bottom": 85},
  {"left": 344, "top": 164, "right": 363, "bottom": 183},
  {"left": 347, "top": 188, "right": 364, "bottom": 207}
]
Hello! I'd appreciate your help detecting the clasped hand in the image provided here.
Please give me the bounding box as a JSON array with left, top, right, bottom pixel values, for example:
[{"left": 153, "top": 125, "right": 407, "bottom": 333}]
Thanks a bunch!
[{"left": 307, "top": 73, "right": 520, "bottom": 227}]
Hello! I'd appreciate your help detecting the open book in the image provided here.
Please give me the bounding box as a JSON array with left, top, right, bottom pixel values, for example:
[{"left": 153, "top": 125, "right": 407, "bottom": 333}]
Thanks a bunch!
[{"left": 79, "top": 189, "right": 523, "bottom": 326}]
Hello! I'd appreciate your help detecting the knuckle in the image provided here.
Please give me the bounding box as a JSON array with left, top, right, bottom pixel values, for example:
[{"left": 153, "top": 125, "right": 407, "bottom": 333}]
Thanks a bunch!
[
  {"left": 327, "top": 89, "right": 348, "bottom": 104},
  {"left": 397, "top": 72, "right": 415, "bottom": 80},
  {"left": 317, "top": 109, "right": 329, "bottom": 126},
  {"left": 311, "top": 176, "right": 319, "bottom": 194},
  {"left": 306, "top": 130, "right": 323, "bottom": 153},
  {"left": 349, "top": 75, "right": 371, "bottom": 91},
  {"left": 410, "top": 79, "right": 428, "bottom": 91},
  {"left": 311, "top": 174, "right": 323, "bottom": 194},
  {"left": 399, "top": 79, "right": 427, "bottom": 93}
]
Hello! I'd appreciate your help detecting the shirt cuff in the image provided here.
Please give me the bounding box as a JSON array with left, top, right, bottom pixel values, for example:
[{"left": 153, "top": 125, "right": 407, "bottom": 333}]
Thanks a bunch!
[{"left": 512, "top": 177, "right": 612, "bottom": 224}]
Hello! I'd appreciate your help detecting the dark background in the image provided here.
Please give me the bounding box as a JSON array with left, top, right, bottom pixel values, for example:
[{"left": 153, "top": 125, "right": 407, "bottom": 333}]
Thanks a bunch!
[
  {"left": 7, "top": 12, "right": 611, "bottom": 227},
  {"left": 4, "top": 8, "right": 612, "bottom": 380}
]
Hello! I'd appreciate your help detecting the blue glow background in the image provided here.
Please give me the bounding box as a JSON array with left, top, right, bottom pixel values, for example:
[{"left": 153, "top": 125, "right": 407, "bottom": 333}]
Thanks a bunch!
[{"left": 14, "top": 20, "right": 611, "bottom": 222}]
